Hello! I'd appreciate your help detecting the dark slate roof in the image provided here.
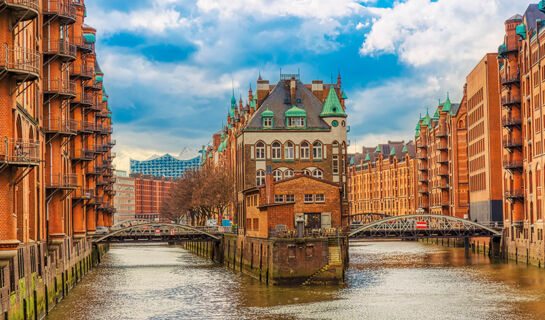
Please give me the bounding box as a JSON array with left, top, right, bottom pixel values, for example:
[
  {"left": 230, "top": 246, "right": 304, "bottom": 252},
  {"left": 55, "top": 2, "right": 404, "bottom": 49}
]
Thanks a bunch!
[
  {"left": 525, "top": 4, "right": 545, "bottom": 33},
  {"left": 358, "top": 140, "right": 415, "bottom": 163},
  {"left": 95, "top": 60, "right": 103, "bottom": 74},
  {"left": 450, "top": 103, "right": 461, "bottom": 115},
  {"left": 245, "top": 80, "right": 330, "bottom": 130},
  {"left": 507, "top": 14, "right": 523, "bottom": 21}
]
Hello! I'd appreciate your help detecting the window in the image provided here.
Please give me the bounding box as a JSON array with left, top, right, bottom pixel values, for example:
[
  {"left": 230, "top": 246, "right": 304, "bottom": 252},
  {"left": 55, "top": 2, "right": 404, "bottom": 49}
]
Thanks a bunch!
[
  {"left": 288, "top": 117, "right": 305, "bottom": 128},
  {"left": 255, "top": 142, "right": 265, "bottom": 159},
  {"left": 313, "top": 169, "right": 323, "bottom": 179},
  {"left": 304, "top": 194, "right": 314, "bottom": 203},
  {"left": 303, "top": 169, "right": 312, "bottom": 176},
  {"left": 332, "top": 155, "right": 339, "bottom": 174},
  {"left": 263, "top": 117, "right": 272, "bottom": 128},
  {"left": 273, "top": 169, "right": 282, "bottom": 182},
  {"left": 272, "top": 142, "right": 281, "bottom": 160},
  {"left": 301, "top": 142, "right": 310, "bottom": 159},
  {"left": 256, "top": 170, "right": 265, "bottom": 186},
  {"left": 284, "top": 142, "right": 294, "bottom": 159},
  {"left": 315, "top": 194, "right": 325, "bottom": 203},
  {"left": 286, "top": 194, "right": 295, "bottom": 202},
  {"left": 274, "top": 194, "right": 284, "bottom": 203},
  {"left": 313, "top": 141, "right": 322, "bottom": 160},
  {"left": 284, "top": 169, "right": 294, "bottom": 178}
]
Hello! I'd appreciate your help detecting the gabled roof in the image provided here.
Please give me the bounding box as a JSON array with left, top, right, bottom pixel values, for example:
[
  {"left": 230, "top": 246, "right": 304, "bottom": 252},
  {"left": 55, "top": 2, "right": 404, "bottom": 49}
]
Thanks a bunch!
[
  {"left": 442, "top": 94, "right": 452, "bottom": 113},
  {"left": 285, "top": 105, "right": 307, "bottom": 117},
  {"left": 389, "top": 147, "right": 396, "bottom": 156},
  {"left": 422, "top": 111, "right": 431, "bottom": 126},
  {"left": 320, "top": 86, "right": 346, "bottom": 117}
]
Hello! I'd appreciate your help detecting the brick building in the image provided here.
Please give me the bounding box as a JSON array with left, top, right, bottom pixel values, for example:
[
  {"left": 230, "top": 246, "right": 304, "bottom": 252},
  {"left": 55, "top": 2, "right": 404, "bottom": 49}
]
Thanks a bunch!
[
  {"left": 113, "top": 170, "right": 135, "bottom": 224},
  {"left": 0, "top": 1, "right": 114, "bottom": 318},
  {"left": 131, "top": 174, "right": 173, "bottom": 220}
]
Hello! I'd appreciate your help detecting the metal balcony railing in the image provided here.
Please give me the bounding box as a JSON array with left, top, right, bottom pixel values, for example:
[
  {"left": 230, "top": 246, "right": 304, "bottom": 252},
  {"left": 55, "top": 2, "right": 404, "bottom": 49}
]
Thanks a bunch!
[
  {"left": 102, "top": 127, "right": 113, "bottom": 134},
  {"left": 503, "top": 160, "right": 523, "bottom": 170},
  {"left": 438, "top": 167, "right": 448, "bottom": 176},
  {"left": 81, "top": 121, "right": 95, "bottom": 133},
  {"left": 418, "top": 187, "right": 429, "bottom": 194},
  {"left": 436, "top": 129, "right": 447, "bottom": 137},
  {"left": 70, "top": 63, "right": 93, "bottom": 79},
  {"left": 503, "top": 137, "right": 523, "bottom": 148},
  {"left": 76, "top": 36, "right": 94, "bottom": 53},
  {"left": 501, "top": 115, "right": 522, "bottom": 127},
  {"left": 418, "top": 164, "right": 428, "bottom": 171},
  {"left": 1, "top": 0, "right": 40, "bottom": 16},
  {"left": 505, "top": 190, "right": 524, "bottom": 200},
  {"left": 93, "top": 124, "right": 103, "bottom": 133},
  {"left": 417, "top": 141, "right": 427, "bottom": 148},
  {"left": 71, "top": 148, "right": 94, "bottom": 161},
  {"left": 500, "top": 73, "right": 520, "bottom": 86},
  {"left": 44, "top": 39, "right": 76, "bottom": 59},
  {"left": 45, "top": 173, "right": 77, "bottom": 189},
  {"left": 72, "top": 187, "right": 94, "bottom": 199},
  {"left": 437, "top": 142, "right": 448, "bottom": 150},
  {"left": 85, "top": 79, "right": 103, "bottom": 91},
  {"left": 44, "top": 79, "right": 76, "bottom": 97},
  {"left": 502, "top": 96, "right": 521, "bottom": 107},
  {"left": 86, "top": 165, "right": 102, "bottom": 175},
  {"left": 0, "top": 43, "right": 40, "bottom": 80},
  {"left": 42, "top": 0, "right": 76, "bottom": 23},
  {"left": 44, "top": 118, "right": 76, "bottom": 135},
  {"left": 0, "top": 137, "right": 39, "bottom": 165},
  {"left": 72, "top": 92, "right": 94, "bottom": 106}
]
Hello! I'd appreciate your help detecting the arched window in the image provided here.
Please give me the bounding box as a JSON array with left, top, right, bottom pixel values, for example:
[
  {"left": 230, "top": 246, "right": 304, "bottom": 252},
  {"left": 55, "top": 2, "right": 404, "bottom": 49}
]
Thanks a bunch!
[
  {"left": 284, "top": 141, "right": 294, "bottom": 159},
  {"left": 255, "top": 141, "right": 265, "bottom": 159},
  {"left": 312, "top": 141, "right": 322, "bottom": 160},
  {"left": 272, "top": 141, "right": 281, "bottom": 160},
  {"left": 300, "top": 141, "right": 310, "bottom": 159},
  {"left": 256, "top": 170, "right": 265, "bottom": 186},
  {"left": 313, "top": 169, "right": 323, "bottom": 179},
  {"left": 284, "top": 169, "right": 294, "bottom": 178},
  {"left": 303, "top": 169, "right": 312, "bottom": 176},
  {"left": 273, "top": 170, "right": 282, "bottom": 182}
]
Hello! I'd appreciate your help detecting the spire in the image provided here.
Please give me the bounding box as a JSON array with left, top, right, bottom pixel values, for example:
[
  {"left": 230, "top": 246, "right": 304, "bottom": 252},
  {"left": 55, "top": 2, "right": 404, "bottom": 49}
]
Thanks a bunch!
[
  {"left": 320, "top": 86, "right": 346, "bottom": 117},
  {"left": 258, "top": 71, "right": 262, "bottom": 81},
  {"left": 442, "top": 92, "right": 452, "bottom": 113},
  {"left": 337, "top": 70, "right": 341, "bottom": 87},
  {"left": 402, "top": 145, "right": 408, "bottom": 153},
  {"left": 389, "top": 147, "right": 396, "bottom": 156},
  {"left": 375, "top": 145, "right": 381, "bottom": 153},
  {"left": 365, "top": 152, "right": 370, "bottom": 161}
]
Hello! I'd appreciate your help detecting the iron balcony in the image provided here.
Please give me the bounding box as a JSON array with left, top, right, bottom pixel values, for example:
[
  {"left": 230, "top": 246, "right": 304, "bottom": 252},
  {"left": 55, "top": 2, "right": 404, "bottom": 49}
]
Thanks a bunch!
[
  {"left": 70, "top": 148, "right": 94, "bottom": 161},
  {"left": 43, "top": 39, "right": 76, "bottom": 61},
  {"left": 42, "top": 0, "right": 76, "bottom": 24},
  {"left": 45, "top": 173, "right": 77, "bottom": 190},
  {"left": 72, "top": 187, "right": 94, "bottom": 200},
  {"left": 0, "top": 43, "right": 40, "bottom": 81},
  {"left": 503, "top": 160, "right": 523, "bottom": 170},
  {"left": 501, "top": 115, "right": 522, "bottom": 127},
  {"left": 500, "top": 73, "right": 520, "bottom": 86},
  {"left": 44, "top": 118, "right": 77, "bottom": 136},
  {"left": 0, "top": 137, "right": 40, "bottom": 166},
  {"left": 503, "top": 137, "right": 523, "bottom": 149},
  {"left": 86, "top": 165, "right": 102, "bottom": 175},
  {"left": 43, "top": 79, "right": 77, "bottom": 98},
  {"left": 76, "top": 36, "right": 94, "bottom": 53},
  {"left": 502, "top": 96, "right": 521, "bottom": 107},
  {"left": 504, "top": 190, "right": 524, "bottom": 200},
  {"left": 70, "top": 63, "right": 93, "bottom": 80},
  {"left": 0, "top": 0, "right": 39, "bottom": 21}
]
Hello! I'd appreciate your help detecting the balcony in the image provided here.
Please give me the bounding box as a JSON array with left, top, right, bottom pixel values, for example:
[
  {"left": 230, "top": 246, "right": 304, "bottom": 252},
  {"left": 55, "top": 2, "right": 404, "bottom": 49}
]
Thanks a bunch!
[
  {"left": 0, "top": 44, "right": 40, "bottom": 81},
  {"left": 500, "top": 73, "right": 520, "bottom": 86},
  {"left": 97, "top": 111, "right": 109, "bottom": 118},
  {"left": 44, "top": 118, "right": 76, "bottom": 136},
  {"left": 503, "top": 160, "right": 523, "bottom": 170},
  {"left": 437, "top": 142, "right": 448, "bottom": 150},
  {"left": 502, "top": 96, "right": 521, "bottom": 107},
  {"left": 72, "top": 92, "right": 94, "bottom": 106},
  {"left": 93, "top": 124, "right": 103, "bottom": 134},
  {"left": 436, "top": 129, "right": 447, "bottom": 137},
  {"left": 72, "top": 187, "right": 93, "bottom": 200},
  {"left": 43, "top": 79, "right": 76, "bottom": 98},
  {"left": 85, "top": 79, "right": 103, "bottom": 91},
  {"left": 81, "top": 121, "right": 95, "bottom": 133},
  {"left": 503, "top": 137, "right": 523, "bottom": 149},
  {"left": 0, "top": 138, "right": 39, "bottom": 166},
  {"left": 418, "top": 174, "right": 428, "bottom": 182},
  {"left": 96, "top": 176, "right": 107, "bottom": 186},
  {"left": 0, "top": 0, "right": 39, "bottom": 20},
  {"left": 101, "top": 127, "right": 113, "bottom": 134},
  {"left": 502, "top": 115, "right": 522, "bottom": 128},
  {"left": 416, "top": 152, "right": 426, "bottom": 160},
  {"left": 76, "top": 36, "right": 94, "bottom": 53},
  {"left": 43, "top": 40, "right": 76, "bottom": 61},
  {"left": 417, "top": 141, "right": 427, "bottom": 149},
  {"left": 70, "top": 148, "right": 94, "bottom": 161},
  {"left": 505, "top": 190, "right": 524, "bottom": 200},
  {"left": 45, "top": 173, "right": 77, "bottom": 190},
  {"left": 438, "top": 167, "right": 448, "bottom": 176},
  {"left": 418, "top": 187, "right": 429, "bottom": 194},
  {"left": 418, "top": 163, "right": 428, "bottom": 171},
  {"left": 86, "top": 165, "right": 102, "bottom": 175},
  {"left": 42, "top": 0, "right": 76, "bottom": 24},
  {"left": 108, "top": 140, "right": 116, "bottom": 147},
  {"left": 70, "top": 64, "right": 93, "bottom": 80},
  {"left": 498, "top": 43, "right": 518, "bottom": 57},
  {"left": 437, "top": 155, "right": 448, "bottom": 164}
]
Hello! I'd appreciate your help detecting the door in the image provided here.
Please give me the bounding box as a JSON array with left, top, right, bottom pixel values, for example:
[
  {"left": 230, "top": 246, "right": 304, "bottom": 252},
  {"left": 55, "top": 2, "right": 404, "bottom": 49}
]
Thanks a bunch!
[
  {"left": 321, "top": 212, "right": 331, "bottom": 229},
  {"left": 305, "top": 213, "right": 321, "bottom": 230}
]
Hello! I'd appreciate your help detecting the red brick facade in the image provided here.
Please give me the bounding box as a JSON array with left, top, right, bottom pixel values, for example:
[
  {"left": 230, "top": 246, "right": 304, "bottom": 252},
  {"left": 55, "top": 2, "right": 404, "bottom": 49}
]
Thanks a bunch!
[{"left": 132, "top": 174, "right": 173, "bottom": 220}]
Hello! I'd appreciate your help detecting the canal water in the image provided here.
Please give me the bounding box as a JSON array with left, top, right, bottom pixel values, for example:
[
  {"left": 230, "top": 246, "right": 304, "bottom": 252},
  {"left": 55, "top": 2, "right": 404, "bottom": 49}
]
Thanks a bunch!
[{"left": 46, "top": 241, "right": 545, "bottom": 320}]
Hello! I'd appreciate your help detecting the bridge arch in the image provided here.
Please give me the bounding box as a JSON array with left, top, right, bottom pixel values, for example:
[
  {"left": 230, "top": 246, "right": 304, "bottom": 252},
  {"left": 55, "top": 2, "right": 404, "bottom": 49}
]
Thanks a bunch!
[
  {"left": 93, "top": 222, "right": 221, "bottom": 243},
  {"left": 349, "top": 214, "right": 502, "bottom": 239}
]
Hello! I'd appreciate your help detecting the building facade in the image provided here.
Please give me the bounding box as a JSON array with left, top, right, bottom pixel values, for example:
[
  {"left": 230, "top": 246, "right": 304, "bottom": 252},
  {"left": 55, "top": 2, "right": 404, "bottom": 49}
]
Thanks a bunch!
[
  {"left": 130, "top": 154, "right": 200, "bottom": 178},
  {"left": 0, "top": 1, "right": 114, "bottom": 318},
  {"left": 113, "top": 170, "right": 135, "bottom": 224},
  {"left": 132, "top": 174, "right": 173, "bottom": 220}
]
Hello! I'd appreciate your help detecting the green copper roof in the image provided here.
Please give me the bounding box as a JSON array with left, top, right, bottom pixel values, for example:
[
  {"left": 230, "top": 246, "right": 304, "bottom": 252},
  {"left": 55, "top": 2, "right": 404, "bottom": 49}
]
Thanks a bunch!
[
  {"left": 516, "top": 23, "right": 526, "bottom": 39},
  {"left": 285, "top": 105, "right": 307, "bottom": 117},
  {"left": 83, "top": 33, "right": 96, "bottom": 43},
  {"left": 422, "top": 111, "right": 431, "bottom": 126},
  {"left": 442, "top": 93, "right": 452, "bottom": 113},
  {"left": 375, "top": 145, "right": 381, "bottom": 153},
  {"left": 540, "top": 0, "right": 545, "bottom": 13},
  {"left": 249, "top": 99, "right": 256, "bottom": 110},
  {"left": 320, "top": 87, "right": 346, "bottom": 117},
  {"left": 389, "top": 147, "right": 396, "bottom": 156},
  {"left": 365, "top": 152, "right": 370, "bottom": 161},
  {"left": 231, "top": 89, "right": 236, "bottom": 106},
  {"left": 402, "top": 145, "right": 408, "bottom": 153},
  {"left": 433, "top": 108, "right": 440, "bottom": 118},
  {"left": 95, "top": 75, "right": 103, "bottom": 83},
  {"left": 107, "top": 106, "right": 111, "bottom": 112},
  {"left": 415, "top": 129, "right": 420, "bottom": 137},
  {"left": 416, "top": 121, "right": 421, "bottom": 130},
  {"left": 341, "top": 91, "right": 348, "bottom": 99},
  {"left": 261, "top": 108, "right": 274, "bottom": 117},
  {"left": 350, "top": 157, "right": 354, "bottom": 165},
  {"left": 102, "top": 95, "right": 108, "bottom": 102}
]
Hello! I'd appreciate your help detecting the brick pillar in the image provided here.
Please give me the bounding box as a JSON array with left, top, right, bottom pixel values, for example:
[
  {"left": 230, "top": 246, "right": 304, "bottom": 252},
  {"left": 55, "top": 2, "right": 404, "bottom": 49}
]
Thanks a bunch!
[
  {"left": 73, "top": 202, "right": 86, "bottom": 238},
  {"left": 86, "top": 207, "right": 96, "bottom": 234},
  {"left": 96, "top": 210, "right": 104, "bottom": 227}
]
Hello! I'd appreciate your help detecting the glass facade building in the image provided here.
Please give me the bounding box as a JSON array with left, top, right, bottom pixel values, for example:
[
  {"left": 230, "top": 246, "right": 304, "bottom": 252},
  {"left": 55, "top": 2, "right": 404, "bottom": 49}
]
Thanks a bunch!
[{"left": 130, "top": 154, "right": 200, "bottom": 178}]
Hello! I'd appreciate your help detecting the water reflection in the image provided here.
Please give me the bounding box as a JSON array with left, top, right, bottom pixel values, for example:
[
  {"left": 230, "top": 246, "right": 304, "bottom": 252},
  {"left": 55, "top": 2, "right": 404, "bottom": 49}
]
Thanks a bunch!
[{"left": 46, "top": 242, "right": 545, "bottom": 320}]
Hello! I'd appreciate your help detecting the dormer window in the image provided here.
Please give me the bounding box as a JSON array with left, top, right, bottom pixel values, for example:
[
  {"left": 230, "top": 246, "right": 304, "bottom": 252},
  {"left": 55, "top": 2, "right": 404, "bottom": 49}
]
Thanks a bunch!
[
  {"left": 263, "top": 117, "right": 272, "bottom": 128},
  {"left": 261, "top": 108, "right": 274, "bottom": 129},
  {"left": 285, "top": 105, "right": 307, "bottom": 128},
  {"left": 287, "top": 117, "right": 305, "bottom": 128}
]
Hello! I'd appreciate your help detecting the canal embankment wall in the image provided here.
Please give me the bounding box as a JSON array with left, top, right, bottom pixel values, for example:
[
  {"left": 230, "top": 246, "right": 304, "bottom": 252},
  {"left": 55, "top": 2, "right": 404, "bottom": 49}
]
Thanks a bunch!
[
  {"left": 183, "top": 235, "right": 349, "bottom": 285},
  {"left": 0, "top": 239, "right": 109, "bottom": 320}
]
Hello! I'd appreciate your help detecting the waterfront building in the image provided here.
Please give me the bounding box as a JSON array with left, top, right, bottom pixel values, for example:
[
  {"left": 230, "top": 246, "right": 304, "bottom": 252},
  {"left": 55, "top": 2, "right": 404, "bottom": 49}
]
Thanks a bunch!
[
  {"left": 498, "top": 3, "right": 545, "bottom": 265},
  {"left": 347, "top": 141, "right": 418, "bottom": 220},
  {"left": 113, "top": 171, "right": 136, "bottom": 224},
  {"left": 130, "top": 153, "right": 200, "bottom": 178},
  {"left": 132, "top": 174, "right": 174, "bottom": 220},
  {"left": 0, "top": 1, "right": 114, "bottom": 318}
]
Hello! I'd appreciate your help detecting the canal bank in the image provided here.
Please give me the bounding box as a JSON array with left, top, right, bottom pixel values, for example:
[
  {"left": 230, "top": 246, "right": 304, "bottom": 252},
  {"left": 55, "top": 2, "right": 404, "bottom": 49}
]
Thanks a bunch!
[
  {"left": 0, "top": 239, "right": 108, "bottom": 320},
  {"left": 182, "top": 233, "right": 349, "bottom": 285}
]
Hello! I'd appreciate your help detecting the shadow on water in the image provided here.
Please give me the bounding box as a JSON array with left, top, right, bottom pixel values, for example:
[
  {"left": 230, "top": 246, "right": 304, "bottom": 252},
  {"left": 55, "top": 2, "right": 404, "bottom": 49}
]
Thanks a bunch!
[{"left": 46, "top": 242, "right": 545, "bottom": 320}]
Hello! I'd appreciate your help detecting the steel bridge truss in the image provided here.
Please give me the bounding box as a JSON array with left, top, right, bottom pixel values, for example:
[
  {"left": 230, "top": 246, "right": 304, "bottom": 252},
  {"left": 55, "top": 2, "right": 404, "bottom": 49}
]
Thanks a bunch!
[
  {"left": 349, "top": 214, "right": 502, "bottom": 240},
  {"left": 93, "top": 222, "right": 222, "bottom": 243}
]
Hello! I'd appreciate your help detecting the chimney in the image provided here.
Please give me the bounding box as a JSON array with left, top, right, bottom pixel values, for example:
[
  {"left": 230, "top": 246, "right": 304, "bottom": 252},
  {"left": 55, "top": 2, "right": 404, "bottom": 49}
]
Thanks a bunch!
[
  {"left": 312, "top": 80, "right": 323, "bottom": 100},
  {"left": 265, "top": 165, "right": 274, "bottom": 204},
  {"left": 290, "top": 77, "right": 296, "bottom": 105},
  {"left": 257, "top": 78, "right": 269, "bottom": 108},
  {"left": 248, "top": 85, "right": 253, "bottom": 102}
]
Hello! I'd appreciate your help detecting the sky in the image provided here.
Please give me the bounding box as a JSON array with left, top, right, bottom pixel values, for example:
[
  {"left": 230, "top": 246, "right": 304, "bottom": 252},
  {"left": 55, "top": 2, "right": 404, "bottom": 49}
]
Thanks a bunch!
[{"left": 85, "top": 0, "right": 531, "bottom": 171}]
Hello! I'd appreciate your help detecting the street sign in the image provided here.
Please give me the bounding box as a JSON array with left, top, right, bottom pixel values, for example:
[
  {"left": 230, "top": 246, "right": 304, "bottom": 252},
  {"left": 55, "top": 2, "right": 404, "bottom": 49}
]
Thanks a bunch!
[
  {"left": 169, "top": 228, "right": 175, "bottom": 236},
  {"left": 142, "top": 225, "right": 148, "bottom": 230},
  {"left": 416, "top": 221, "right": 428, "bottom": 229},
  {"left": 154, "top": 228, "right": 161, "bottom": 234}
]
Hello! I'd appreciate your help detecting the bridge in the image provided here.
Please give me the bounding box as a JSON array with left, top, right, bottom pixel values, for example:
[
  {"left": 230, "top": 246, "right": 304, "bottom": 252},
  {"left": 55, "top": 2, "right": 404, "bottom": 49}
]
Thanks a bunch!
[
  {"left": 350, "top": 212, "right": 391, "bottom": 225},
  {"left": 349, "top": 214, "right": 502, "bottom": 240},
  {"left": 93, "top": 222, "right": 224, "bottom": 243}
]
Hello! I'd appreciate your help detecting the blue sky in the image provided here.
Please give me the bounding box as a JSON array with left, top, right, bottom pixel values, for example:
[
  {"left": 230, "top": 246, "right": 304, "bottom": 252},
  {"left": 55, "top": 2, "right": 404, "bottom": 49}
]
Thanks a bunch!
[{"left": 85, "top": 0, "right": 530, "bottom": 171}]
